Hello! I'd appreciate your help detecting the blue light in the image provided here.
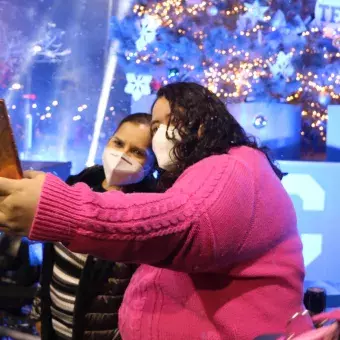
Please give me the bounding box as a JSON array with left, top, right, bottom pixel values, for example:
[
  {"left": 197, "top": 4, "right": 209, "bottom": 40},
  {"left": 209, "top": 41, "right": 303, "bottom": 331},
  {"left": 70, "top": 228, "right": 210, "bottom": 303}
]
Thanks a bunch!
[
  {"left": 207, "top": 6, "right": 218, "bottom": 16},
  {"left": 29, "top": 243, "right": 43, "bottom": 266},
  {"left": 253, "top": 115, "right": 267, "bottom": 129},
  {"left": 318, "top": 92, "right": 331, "bottom": 106},
  {"left": 168, "top": 68, "right": 179, "bottom": 79}
]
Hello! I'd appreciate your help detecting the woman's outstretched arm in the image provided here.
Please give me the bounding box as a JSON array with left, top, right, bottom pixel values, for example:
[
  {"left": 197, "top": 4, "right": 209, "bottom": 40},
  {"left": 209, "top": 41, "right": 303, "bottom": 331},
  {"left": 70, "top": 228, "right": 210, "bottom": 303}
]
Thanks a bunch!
[{"left": 3, "top": 155, "right": 256, "bottom": 272}]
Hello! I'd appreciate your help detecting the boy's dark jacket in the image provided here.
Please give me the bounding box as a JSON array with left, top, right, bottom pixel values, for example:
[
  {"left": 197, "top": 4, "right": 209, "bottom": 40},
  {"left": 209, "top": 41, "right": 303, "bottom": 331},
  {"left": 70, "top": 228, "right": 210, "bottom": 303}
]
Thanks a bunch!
[{"left": 37, "top": 165, "right": 157, "bottom": 340}]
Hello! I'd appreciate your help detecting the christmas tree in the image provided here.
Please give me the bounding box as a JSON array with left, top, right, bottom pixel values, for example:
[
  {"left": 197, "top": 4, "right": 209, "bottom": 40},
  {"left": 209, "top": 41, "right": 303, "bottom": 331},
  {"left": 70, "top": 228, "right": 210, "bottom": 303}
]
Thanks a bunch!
[{"left": 111, "top": 0, "right": 340, "bottom": 148}]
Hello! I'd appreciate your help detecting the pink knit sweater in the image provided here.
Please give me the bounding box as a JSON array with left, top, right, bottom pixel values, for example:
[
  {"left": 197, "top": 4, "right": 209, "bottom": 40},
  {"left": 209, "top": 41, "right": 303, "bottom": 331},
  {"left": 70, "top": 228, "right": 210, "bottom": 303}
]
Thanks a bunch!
[{"left": 30, "top": 147, "right": 311, "bottom": 339}]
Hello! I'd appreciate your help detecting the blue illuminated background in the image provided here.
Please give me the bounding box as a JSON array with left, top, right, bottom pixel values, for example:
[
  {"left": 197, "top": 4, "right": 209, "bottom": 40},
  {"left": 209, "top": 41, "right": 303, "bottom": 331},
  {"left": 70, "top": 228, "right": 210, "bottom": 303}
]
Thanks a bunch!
[
  {"left": 1, "top": 0, "right": 132, "bottom": 173},
  {"left": 1, "top": 0, "right": 340, "bottom": 287}
]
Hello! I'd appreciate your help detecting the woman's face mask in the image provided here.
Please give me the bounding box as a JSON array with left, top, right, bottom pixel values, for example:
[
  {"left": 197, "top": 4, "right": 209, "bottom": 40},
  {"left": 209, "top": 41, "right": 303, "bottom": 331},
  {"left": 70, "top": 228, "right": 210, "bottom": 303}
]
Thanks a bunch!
[
  {"left": 102, "top": 148, "right": 146, "bottom": 186},
  {"left": 152, "top": 124, "right": 181, "bottom": 171}
]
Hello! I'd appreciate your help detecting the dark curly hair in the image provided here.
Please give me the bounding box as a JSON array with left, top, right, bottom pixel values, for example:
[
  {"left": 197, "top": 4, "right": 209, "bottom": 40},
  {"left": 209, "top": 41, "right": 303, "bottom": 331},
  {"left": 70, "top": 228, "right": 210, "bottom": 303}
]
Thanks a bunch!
[{"left": 153, "top": 82, "right": 283, "bottom": 191}]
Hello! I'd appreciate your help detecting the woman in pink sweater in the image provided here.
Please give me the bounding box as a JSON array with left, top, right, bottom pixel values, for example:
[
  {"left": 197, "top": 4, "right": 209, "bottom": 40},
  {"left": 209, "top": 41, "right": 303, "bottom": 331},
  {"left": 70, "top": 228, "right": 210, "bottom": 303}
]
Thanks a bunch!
[{"left": 0, "top": 82, "right": 311, "bottom": 339}]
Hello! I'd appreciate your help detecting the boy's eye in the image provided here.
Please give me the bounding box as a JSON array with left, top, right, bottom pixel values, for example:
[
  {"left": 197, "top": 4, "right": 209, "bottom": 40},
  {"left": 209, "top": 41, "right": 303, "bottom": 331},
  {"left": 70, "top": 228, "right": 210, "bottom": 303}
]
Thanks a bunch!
[
  {"left": 151, "top": 126, "right": 158, "bottom": 135},
  {"left": 131, "top": 149, "right": 145, "bottom": 158},
  {"left": 113, "top": 140, "right": 123, "bottom": 147}
]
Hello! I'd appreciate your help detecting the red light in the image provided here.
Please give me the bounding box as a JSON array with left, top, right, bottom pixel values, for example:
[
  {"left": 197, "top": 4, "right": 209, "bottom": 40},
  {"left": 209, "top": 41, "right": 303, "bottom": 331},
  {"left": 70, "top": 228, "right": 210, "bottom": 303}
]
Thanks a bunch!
[{"left": 22, "top": 94, "right": 37, "bottom": 100}]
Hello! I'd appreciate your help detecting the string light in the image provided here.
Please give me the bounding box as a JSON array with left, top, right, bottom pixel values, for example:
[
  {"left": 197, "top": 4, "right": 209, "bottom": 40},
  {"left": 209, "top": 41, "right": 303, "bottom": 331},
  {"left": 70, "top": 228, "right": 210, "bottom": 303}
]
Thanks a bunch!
[{"left": 126, "top": 0, "right": 340, "bottom": 141}]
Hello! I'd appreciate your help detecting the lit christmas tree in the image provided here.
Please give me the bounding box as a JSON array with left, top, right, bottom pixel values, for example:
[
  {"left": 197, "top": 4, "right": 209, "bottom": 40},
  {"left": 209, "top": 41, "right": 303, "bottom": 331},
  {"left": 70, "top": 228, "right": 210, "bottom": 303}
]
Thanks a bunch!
[{"left": 111, "top": 0, "right": 340, "bottom": 146}]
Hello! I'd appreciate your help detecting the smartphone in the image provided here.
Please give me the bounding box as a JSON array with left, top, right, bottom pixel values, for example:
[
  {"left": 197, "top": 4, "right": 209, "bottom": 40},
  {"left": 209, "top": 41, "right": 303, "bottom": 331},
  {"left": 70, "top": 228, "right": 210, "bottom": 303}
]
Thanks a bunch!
[{"left": 0, "top": 99, "right": 23, "bottom": 179}]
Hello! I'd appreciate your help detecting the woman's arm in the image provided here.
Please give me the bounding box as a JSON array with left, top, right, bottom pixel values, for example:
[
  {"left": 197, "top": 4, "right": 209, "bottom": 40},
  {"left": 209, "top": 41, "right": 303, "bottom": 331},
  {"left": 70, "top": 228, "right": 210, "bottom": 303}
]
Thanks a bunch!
[{"left": 28, "top": 154, "right": 256, "bottom": 272}]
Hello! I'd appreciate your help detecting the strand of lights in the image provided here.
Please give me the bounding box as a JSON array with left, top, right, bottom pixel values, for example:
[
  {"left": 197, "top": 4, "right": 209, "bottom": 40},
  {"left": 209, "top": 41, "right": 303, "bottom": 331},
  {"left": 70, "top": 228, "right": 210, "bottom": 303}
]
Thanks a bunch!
[
  {"left": 295, "top": 72, "right": 340, "bottom": 100},
  {"left": 302, "top": 26, "right": 340, "bottom": 37},
  {"left": 127, "top": 0, "right": 340, "bottom": 140},
  {"left": 10, "top": 100, "right": 116, "bottom": 123},
  {"left": 128, "top": 41, "right": 339, "bottom": 104},
  {"left": 134, "top": 1, "right": 247, "bottom": 22},
  {"left": 302, "top": 102, "right": 328, "bottom": 142}
]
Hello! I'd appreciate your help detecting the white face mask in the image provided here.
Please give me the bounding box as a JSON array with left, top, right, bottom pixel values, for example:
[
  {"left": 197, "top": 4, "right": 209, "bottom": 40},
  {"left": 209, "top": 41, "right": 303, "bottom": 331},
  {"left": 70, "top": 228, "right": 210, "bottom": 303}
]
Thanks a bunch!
[
  {"left": 102, "top": 148, "right": 146, "bottom": 186},
  {"left": 152, "top": 124, "right": 181, "bottom": 171}
]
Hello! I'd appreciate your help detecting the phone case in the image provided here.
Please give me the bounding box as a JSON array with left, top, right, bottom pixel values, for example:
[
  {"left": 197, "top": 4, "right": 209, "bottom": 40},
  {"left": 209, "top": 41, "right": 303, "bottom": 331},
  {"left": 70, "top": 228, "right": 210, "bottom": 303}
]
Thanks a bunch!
[{"left": 0, "top": 99, "right": 23, "bottom": 179}]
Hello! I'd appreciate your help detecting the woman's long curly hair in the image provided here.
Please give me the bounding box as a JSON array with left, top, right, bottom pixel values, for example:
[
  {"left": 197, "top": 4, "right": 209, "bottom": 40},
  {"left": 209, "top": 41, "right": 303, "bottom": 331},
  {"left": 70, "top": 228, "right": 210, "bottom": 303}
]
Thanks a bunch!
[{"left": 154, "top": 82, "right": 283, "bottom": 191}]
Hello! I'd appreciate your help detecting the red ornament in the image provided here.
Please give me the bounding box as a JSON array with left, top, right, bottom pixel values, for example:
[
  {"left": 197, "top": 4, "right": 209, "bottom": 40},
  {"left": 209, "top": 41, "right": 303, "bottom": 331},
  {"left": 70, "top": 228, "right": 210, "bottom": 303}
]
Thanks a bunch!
[{"left": 151, "top": 78, "right": 162, "bottom": 91}]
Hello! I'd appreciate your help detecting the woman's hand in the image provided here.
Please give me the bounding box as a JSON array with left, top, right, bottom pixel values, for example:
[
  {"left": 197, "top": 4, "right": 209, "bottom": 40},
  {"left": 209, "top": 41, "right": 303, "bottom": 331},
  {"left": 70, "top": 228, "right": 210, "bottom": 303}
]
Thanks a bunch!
[{"left": 0, "top": 171, "right": 46, "bottom": 236}]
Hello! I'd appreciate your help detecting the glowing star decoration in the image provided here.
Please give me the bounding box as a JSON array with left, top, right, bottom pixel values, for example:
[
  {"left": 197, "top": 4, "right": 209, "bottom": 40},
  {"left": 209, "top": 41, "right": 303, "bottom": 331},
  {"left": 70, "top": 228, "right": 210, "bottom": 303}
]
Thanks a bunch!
[
  {"left": 136, "top": 15, "right": 161, "bottom": 52},
  {"left": 124, "top": 73, "right": 152, "bottom": 101},
  {"left": 269, "top": 52, "right": 295, "bottom": 79},
  {"left": 237, "top": 0, "right": 269, "bottom": 30}
]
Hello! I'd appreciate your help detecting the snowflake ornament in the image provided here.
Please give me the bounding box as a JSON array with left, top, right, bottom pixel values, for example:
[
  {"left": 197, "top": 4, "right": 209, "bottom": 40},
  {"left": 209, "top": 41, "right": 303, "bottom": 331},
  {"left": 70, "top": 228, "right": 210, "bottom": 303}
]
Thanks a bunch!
[
  {"left": 269, "top": 52, "right": 295, "bottom": 79},
  {"left": 124, "top": 73, "right": 152, "bottom": 101},
  {"left": 237, "top": 0, "right": 269, "bottom": 30},
  {"left": 32, "top": 22, "right": 71, "bottom": 63},
  {"left": 290, "top": 15, "right": 307, "bottom": 35},
  {"left": 136, "top": 15, "right": 161, "bottom": 51},
  {"left": 272, "top": 10, "right": 286, "bottom": 29}
]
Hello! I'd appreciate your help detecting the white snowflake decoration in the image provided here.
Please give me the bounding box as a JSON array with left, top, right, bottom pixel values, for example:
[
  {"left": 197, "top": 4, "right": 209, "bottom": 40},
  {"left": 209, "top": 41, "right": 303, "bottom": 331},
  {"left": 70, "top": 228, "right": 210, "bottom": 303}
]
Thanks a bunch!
[
  {"left": 272, "top": 10, "right": 286, "bottom": 29},
  {"left": 237, "top": 0, "right": 269, "bottom": 30},
  {"left": 32, "top": 22, "right": 71, "bottom": 63},
  {"left": 124, "top": 73, "right": 152, "bottom": 101},
  {"left": 269, "top": 52, "right": 295, "bottom": 79},
  {"left": 291, "top": 15, "right": 307, "bottom": 35},
  {"left": 136, "top": 15, "right": 161, "bottom": 51}
]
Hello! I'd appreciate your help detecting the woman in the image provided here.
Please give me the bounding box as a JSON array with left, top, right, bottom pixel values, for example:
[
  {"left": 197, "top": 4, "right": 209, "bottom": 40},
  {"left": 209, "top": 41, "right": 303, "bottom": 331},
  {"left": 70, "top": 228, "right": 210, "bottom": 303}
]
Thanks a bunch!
[
  {"left": 29, "top": 113, "right": 156, "bottom": 340},
  {"left": 0, "top": 82, "right": 311, "bottom": 339}
]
